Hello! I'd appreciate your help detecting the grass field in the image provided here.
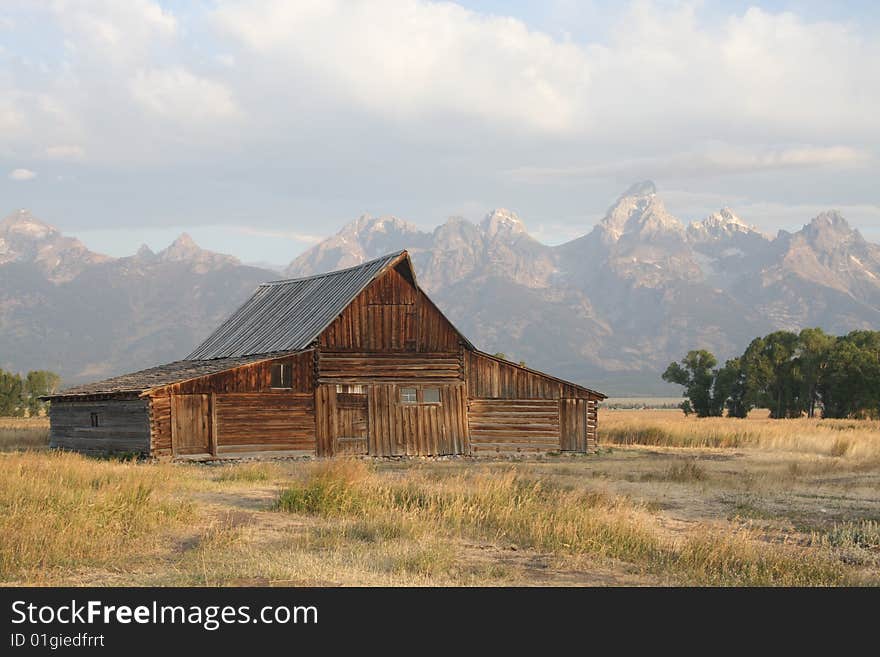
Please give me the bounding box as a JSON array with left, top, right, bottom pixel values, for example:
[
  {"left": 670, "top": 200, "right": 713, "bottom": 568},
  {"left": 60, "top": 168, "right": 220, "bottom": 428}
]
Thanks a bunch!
[{"left": 1, "top": 412, "right": 878, "bottom": 586}]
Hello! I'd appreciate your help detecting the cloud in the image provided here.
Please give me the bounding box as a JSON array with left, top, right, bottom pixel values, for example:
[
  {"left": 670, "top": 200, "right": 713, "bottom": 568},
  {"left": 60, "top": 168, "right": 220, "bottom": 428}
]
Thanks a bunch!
[
  {"left": 505, "top": 146, "right": 872, "bottom": 183},
  {"left": 212, "top": 0, "right": 590, "bottom": 133},
  {"left": 0, "top": 1, "right": 878, "bottom": 247},
  {"left": 129, "top": 67, "right": 241, "bottom": 123},
  {"left": 51, "top": 0, "right": 176, "bottom": 57},
  {"left": 233, "top": 226, "right": 324, "bottom": 244},
  {"left": 46, "top": 145, "right": 86, "bottom": 160},
  {"left": 9, "top": 168, "right": 37, "bottom": 181}
]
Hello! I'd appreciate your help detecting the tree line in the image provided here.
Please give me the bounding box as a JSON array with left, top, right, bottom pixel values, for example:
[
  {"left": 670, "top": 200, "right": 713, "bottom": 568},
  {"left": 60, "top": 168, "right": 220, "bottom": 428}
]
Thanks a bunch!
[
  {"left": 0, "top": 369, "right": 60, "bottom": 416},
  {"left": 662, "top": 328, "right": 880, "bottom": 419}
]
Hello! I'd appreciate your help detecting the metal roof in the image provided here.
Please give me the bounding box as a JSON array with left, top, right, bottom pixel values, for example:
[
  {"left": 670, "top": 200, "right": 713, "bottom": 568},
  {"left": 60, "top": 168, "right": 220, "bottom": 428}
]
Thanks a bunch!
[
  {"left": 45, "top": 354, "right": 293, "bottom": 399},
  {"left": 186, "top": 251, "right": 409, "bottom": 360}
]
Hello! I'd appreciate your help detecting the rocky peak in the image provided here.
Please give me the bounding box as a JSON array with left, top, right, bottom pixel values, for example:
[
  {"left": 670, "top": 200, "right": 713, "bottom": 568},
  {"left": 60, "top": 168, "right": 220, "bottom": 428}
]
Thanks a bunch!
[
  {"left": 621, "top": 180, "right": 657, "bottom": 197},
  {"left": 343, "top": 214, "right": 422, "bottom": 239},
  {"left": 159, "top": 233, "right": 201, "bottom": 261},
  {"left": 481, "top": 208, "right": 527, "bottom": 239},
  {"left": 133, "top": 243, "right": 156, "bottom": 260},
  {"left": 0, "top": 209, "right": 59, "bottom": 242},
  {"left": 598, "top": 181, "right": 684, "bottom": 243},
  {"left": 0, "top": 209, "right": 110, "bottom": 281},
  {"left": 798, "top": 211, "right": 864, "bottom": 254},
  {"left": 157, "top": 233, "right": 239, "bottom": 271},
  {"left": 688, "top": 208, "right": 767, "bottom": 243}
]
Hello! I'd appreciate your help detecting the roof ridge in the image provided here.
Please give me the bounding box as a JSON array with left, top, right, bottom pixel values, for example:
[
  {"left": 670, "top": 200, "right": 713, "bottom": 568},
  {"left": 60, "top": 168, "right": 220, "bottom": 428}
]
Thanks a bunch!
[{"left": 261, "top": 250, "right": 407, "bottom": 287}]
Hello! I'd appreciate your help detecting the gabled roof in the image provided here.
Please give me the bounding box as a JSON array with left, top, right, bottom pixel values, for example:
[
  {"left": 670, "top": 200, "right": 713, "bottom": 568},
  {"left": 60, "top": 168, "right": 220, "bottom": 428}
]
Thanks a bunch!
[
  {"left": 45, "top": 354, "right": 294, "bottom": 399},
  {"left": 187, "top": 251, "right": 416, "bottom": 360}
]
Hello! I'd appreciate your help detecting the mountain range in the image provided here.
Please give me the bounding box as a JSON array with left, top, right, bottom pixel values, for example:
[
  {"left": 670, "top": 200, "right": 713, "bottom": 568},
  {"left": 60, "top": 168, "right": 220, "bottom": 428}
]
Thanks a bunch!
[{"left": 3, "top": 182, "right": 878, "bottom": 394}]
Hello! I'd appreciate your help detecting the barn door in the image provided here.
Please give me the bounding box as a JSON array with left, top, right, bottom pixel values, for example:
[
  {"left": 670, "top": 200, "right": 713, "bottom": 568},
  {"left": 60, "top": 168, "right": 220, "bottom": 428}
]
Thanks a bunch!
[
  {"left": 559, "top": 399, "right": 587, "bottom": 452},
  {"left": 171, "top": 394, "right": 213, "bottom": 456},
  {"left": 335, "top": 392, "right": 369, "bottom": 455}
]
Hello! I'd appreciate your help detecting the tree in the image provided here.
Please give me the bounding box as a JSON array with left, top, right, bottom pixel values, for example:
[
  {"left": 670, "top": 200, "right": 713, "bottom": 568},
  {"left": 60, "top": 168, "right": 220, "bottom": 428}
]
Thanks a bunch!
[
  {"left": 662, "top": 350, "right": 722, "bottom": 417},
  {"left": 714, "top": 357, "right": 749, "bottom": 418},
  {"left": 820, "top": 331, "right": 880, "bottom": 418},
  {"left": 0, "top": 369, "right": 24, "bottom": 416},
  {"left": 795, "top": 328, "right": 836, "bottom": 418},
  {"left": 738, "top": 331, "right": 803, "bottom": 418},
  {"left": 23, "top": 370, "right": 60, "bottom": 416}
]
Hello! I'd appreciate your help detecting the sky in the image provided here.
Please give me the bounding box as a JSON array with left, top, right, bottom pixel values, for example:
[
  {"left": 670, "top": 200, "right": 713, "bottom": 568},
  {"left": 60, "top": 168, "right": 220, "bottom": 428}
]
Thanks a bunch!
[{"left": 1, "top": 0, "right": 878, "bottom": 267}]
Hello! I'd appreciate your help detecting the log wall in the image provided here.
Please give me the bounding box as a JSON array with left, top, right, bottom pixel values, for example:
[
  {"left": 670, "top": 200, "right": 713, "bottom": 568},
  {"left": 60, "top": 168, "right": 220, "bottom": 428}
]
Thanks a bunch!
[
  {"left": 214, "top": 393, "right": 315, "bottom": 455},
  {"left": 467, "top": 399, "right": 561, "bottom": 454},
  {"left": 49, "top": 399, "right": 150, "bottom": 455},
  {"left": 318, "top": 351, "right": 462, "bottom": 383}
]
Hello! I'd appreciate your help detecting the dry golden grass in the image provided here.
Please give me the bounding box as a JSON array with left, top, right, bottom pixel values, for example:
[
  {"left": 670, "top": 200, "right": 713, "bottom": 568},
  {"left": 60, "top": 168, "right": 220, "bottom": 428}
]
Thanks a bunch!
[
  {"left": 602, "top": 409, "right": 880, "bottom": 462},
  {"left": 0, "top": 410, "right": 878, "bottom": 586},
  {"left": 0, "top": 416, "right": 49, "bottom": 451},
  {"left": 0, "top": 450, "right": 193, "bottom": 584}
]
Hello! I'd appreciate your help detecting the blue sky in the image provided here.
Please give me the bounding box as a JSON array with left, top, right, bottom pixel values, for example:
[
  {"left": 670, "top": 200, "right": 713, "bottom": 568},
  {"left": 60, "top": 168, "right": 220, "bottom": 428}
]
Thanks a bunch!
[{"left": 1, "top": 1, "right": 878, "bottom": 266}]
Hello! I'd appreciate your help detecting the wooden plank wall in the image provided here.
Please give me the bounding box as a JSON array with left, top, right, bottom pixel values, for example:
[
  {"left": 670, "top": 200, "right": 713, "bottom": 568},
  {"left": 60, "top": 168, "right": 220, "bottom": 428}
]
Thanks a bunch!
[
  {"left": 153, "top": 351, "right": 314, "bottom": 396},
  {"left": 465, "top": 351, "right": 596, "bottom": 400},
  {"left": 318, "top": 352, "right": 461, "bottom": 383},
  {"left": 319, "top": 266, "right": 460, "bottom": 352},
  {"left": 368, "top": 383, "right": 468, "bottom": 456},
  {"left": 559, "top": 398, "right": 587, "bottom": 452},
  {"left": 468, "top": 399, "right": 560, "bottom": 454},
  {"left": 315, "top": 384, "right": 336, "bottom": 457},
  {"left": 214, "top": 393, "right": 315, "bottom": 454},
  {"left": 49, "top": 399, "right": 150, "bottom": 455},
  {"left": 334, "top": 393, "right": 368, "bottom": 455},
  {"left": 148, "top": 351, "right": 315, "bottom": 457},
  {"left": 171, "top": 394, "right": 212, "bottom": 455}
]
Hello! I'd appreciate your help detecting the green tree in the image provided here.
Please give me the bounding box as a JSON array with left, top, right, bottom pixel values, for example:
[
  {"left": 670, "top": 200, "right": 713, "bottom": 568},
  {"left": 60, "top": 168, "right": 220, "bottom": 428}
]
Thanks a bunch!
[
  {"left": 23, "top": 370, "right": 60, "bottom": 416},
  {"left": 662, "top": 350, "right": 722, "bottom": 417},
  {"left": 820, "top": 331, "right": 880, "bottom": 418},
  {"left": 0, "top": 369, "right": 25, "bottom": 416},
  {"left": 795, "top": 328, "right": 836, "bottom": 418},
  {"left": 714, "top": 357, "right": 749, "bottom": 418}
]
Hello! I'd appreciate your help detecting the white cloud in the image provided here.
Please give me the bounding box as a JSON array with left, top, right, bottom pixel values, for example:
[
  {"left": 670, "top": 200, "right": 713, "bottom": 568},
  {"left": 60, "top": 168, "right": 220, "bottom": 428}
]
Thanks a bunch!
[
  {"left": 9, "top": 168, "right": 37, "bottom": 181},
  {"left": 51, "top": 0, "right": 176, "bottom": 58},
  {"left": 233, "top": 226, "right": 324, "bottom": 244},
  {"left": 212, "top": 0, "right": 590, "bottom": 133},
  {"left": 129, "top": 67, "right": 241, "bottom": 123},
  {"left": 505, "top": 145, "right": 872, "bottom": 183},
  {"left": 209, "top": 1, "right": 880, "bottom": 142},
  {"left": 46, "top": 144, "right": 86, "bottom": 160}
]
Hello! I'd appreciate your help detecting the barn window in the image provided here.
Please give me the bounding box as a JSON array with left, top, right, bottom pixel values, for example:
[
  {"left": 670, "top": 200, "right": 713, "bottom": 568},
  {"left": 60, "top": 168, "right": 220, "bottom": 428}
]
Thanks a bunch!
[
  {"left": 336, "top": 384, "right": 365, "bottom": 394},
  {"left": 270, "top": 363, "right": 292, "bottom": 388},
  {"left": 400, "top": 387, "right": 417, "bottom": 403},
  {"left": 89, "top": 412, "right": 100, "bottom": 427},
  {"left": 422, "top": 387, "right": 441, "bottom": 403}
]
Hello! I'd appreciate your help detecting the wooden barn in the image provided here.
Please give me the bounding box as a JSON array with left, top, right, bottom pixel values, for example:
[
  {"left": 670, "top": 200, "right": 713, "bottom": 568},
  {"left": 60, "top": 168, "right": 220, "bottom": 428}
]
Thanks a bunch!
[{"left": 45, "top": 251, "right": 606, "bottom": 458}]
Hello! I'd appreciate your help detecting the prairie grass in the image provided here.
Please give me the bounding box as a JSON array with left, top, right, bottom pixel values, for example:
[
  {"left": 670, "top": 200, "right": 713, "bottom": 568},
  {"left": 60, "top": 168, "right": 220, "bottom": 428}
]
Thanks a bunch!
[
  {"left": 0, "top": 450, "right": 193, "bottom": 583},
  {"left": 1, "top": 412, "right": 877, "bottom": 586},
  {"left": 275, "top": 460, "right": 855, "bottom": 586},
  {"left": 602, "top": 410, "right": 880, "bottom": 461},
  {"left": 213, "top": 462, "right": 281, "bottom": 483}
]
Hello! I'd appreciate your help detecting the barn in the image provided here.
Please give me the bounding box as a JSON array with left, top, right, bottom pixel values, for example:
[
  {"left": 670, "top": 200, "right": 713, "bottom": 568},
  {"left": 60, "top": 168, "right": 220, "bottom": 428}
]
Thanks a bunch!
[{"left": 45, "top": 250, "right": 605, "bottom": 458}]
